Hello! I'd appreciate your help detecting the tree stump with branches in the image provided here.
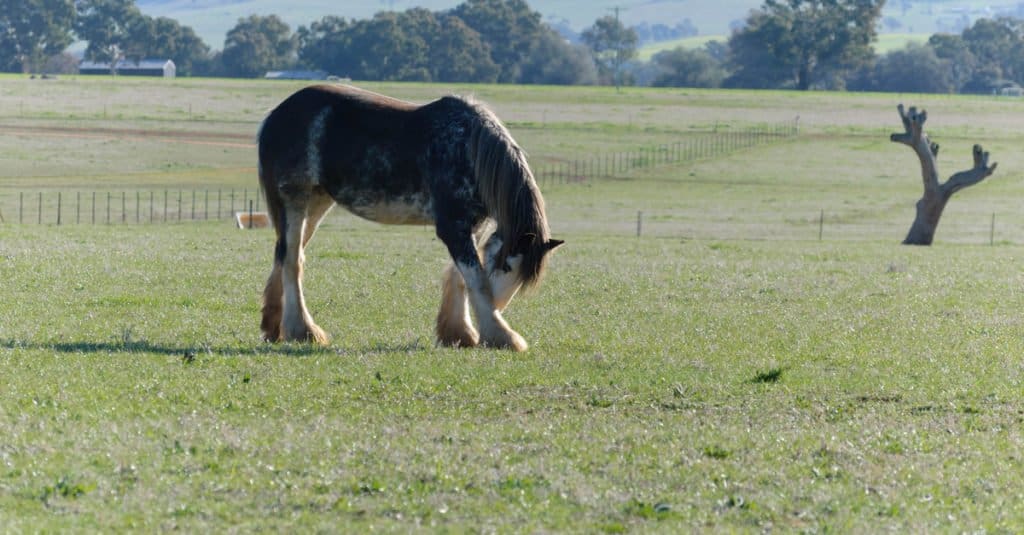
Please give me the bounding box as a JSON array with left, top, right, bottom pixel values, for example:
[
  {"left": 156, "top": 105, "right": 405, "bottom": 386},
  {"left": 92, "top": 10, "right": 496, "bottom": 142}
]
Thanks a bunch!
[{"left": 890, "top": 104, "right": 998, "bottom": 245}]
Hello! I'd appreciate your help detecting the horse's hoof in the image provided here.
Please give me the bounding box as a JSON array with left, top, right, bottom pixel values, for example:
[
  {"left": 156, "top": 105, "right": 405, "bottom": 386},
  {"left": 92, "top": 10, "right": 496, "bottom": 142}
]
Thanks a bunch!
[
  {"left": 484, "top": 330, "right": 528, "bottom": 352},
  {"left": 436, "top": 324, "right": 480, "bottom": 348},
  {"left": 436, "top": 333, "right": 480, "bottom": 348},
  {"left": 283, "top": 323, "right": 330, "bottom": 345},
  {"left": 307, "top": 324, "right": 331, "bottom": 346}
]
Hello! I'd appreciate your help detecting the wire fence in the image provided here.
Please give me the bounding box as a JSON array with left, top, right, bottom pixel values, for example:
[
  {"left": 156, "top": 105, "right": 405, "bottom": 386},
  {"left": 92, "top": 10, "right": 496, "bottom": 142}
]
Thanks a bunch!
[
  {"left": 532, "top": 121, "right": 799, "bottom": 186},
  {"left": 0, "top": 120, "right": 800, "bottom": 227},
  {"left": 0, "top": 188, "right": 264, "bottom": 226},
  {"left": 615, "top": 209, "right": 1024, "bottom": 245}
]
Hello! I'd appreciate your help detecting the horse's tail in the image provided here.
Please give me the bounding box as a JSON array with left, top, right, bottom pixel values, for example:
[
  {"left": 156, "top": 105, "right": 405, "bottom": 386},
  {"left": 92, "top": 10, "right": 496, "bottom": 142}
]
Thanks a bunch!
[
  {"left": 257, "top": 121, "right": 286, "bottom": 266},
  {"left": 468, "top": 104, "right": 551, "bottom": 289}
]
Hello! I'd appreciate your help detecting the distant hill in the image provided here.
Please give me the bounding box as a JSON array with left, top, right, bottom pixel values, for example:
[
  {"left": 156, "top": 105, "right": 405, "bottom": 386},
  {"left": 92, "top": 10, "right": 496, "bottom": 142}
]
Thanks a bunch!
[
  {"left": 136, "top": 0, "right": 1024, "bottom": 51},
  {"left": 637, "top": 33, "right": 930, "bottom": 61}
]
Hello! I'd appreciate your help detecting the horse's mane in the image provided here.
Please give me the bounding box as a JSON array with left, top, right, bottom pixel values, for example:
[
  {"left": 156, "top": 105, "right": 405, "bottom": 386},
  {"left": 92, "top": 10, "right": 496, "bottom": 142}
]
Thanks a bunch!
[{"left": 461, "top": 97, "right": 551, "bottom": 289}]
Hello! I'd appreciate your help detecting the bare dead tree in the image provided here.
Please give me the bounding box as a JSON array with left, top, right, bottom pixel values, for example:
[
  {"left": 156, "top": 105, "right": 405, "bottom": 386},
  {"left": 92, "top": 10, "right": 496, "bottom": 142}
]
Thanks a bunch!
[{"left": 890, "top": 104, "right": 998, "bottom": 245}]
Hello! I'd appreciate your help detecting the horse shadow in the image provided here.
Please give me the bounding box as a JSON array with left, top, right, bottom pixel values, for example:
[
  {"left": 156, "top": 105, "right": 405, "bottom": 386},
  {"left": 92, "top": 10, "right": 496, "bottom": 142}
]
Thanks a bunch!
[{"left": 0, "top": 338, "right": 431, "bottom": 358}]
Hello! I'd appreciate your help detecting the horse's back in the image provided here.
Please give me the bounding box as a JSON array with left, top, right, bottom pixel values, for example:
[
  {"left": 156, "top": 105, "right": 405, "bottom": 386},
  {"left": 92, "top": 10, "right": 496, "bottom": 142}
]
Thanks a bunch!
[
  {"left": 259, "top": 85, "right": 418, "bottom": 152},
  {"left": 259, "top": 85, "right": 451, "bottom": 225}
]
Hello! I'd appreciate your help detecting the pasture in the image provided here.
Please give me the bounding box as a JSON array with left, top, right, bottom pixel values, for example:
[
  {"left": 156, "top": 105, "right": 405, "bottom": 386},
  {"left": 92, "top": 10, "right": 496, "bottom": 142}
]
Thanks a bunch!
[{"left": 3, "top": 76, "right": 1024, "bottom": 531}]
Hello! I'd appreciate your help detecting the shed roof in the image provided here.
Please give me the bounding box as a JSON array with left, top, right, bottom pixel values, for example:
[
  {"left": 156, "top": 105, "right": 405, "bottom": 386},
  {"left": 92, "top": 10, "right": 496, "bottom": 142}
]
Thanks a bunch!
[
  {"left": 264, "top": 70, "right": 328, "bottom": 80},
  {"left": 79, "top": 59, "right": 175, "bottom": 70}
]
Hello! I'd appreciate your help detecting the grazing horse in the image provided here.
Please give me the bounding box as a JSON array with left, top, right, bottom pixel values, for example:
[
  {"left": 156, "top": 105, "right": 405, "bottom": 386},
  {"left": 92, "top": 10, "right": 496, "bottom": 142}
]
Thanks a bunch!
[{"left": 258, "top": 84, "right": 562, "bottom": 351}]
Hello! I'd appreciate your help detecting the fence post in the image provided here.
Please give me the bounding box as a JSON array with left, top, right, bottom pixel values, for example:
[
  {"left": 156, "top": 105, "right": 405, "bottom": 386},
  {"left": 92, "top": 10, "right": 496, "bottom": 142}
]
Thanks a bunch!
[
  {"left": 122, "top": 192, "right": 126, "bottom": 223},
  {"left": 637, "top": 210, "right": 643, "bottom": 238},
  {"left": 991, "top": 213, "right": 996, "bottom": 246},
  {"left": 163, "top": 190, "right": 168, "bottom": 222},
  {"left": 106, "top": 192, "right": 111, "bottom": 224},
  {"left": 819, "top": 209, "right": 824, "bottom": 241},
  {"left": 76, "top": 192, "right": 80, "bottom": 224},
  {"left": 57, "top": 192, "right": 61, "bottom": 225},
  {"left": 249, "top": 200, "right": 254, "bottom": 229}
]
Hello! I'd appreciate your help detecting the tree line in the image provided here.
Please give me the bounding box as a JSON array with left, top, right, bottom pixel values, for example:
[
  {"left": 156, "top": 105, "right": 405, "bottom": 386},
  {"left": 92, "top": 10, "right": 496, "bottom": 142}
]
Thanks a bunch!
[{"left": 5, "top": 0, "right": 1024, "bottom": 95}]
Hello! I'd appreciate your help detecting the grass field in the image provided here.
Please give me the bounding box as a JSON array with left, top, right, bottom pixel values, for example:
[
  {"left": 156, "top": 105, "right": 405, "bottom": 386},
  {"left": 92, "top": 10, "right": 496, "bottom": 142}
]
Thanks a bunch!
[{"left": 3, "top": 76, "right": 1024, "bottom": 530}]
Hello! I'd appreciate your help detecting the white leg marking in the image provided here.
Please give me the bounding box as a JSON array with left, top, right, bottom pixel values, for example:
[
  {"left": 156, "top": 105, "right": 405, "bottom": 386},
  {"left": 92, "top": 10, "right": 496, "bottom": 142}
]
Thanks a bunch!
[
  {"left": 281, "top": 216, "right": 308, "bottom": 336},
  {"left": 306, "top": 107, "right": 332, "bottom": 186},
  {"left": 456, "top": 260, "right": 527, "bottom": 351}
]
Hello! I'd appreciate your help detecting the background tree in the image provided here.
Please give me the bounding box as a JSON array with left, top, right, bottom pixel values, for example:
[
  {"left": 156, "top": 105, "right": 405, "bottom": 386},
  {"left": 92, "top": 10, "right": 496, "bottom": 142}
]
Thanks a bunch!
[
  {"left": 126, "top": 16, "right": 209, "bottom": 76},
  {"left": 221, "top": 14, "right": 295, "bottom": 78},
  {"left": 0, "top": 0, "right": 75, "bottom": 73},
  {"left": 297, "top": 2, "right": 584, "bottom": 84},
  {"left": 75, "top": 0, "right": 145, "bottom": 71},
  {"left": 927, "top": 33, "right": 976, "bottom": 92},
  {"left": 450, "top": 0, "right": 545, "bottom": 83},
  {"left": 518, "top": 28, "right": 597, "bottom": 85},
  {"left": 343, "top": 11, "right": 429, "bottom": 80},
  {"left": 296, "top": 16, "right": 351, "bottom": 76},
  {"left": 429, "top": 14, "right": 500, "bottom": 82},
  {"left": 958, "top": 17, "right": 1024, "bottom": 92},
  {"left": 726, "top": 0, "right": 884, "bottom": 90},
  {"left": 848, "top": 43, "right": 954, "bottom": 93},
  {"left": 651, "top": 46, "right": 726, "bottom": 88},
  {"left": 581, "top": 15, "right": 639, "bottom": 87}
]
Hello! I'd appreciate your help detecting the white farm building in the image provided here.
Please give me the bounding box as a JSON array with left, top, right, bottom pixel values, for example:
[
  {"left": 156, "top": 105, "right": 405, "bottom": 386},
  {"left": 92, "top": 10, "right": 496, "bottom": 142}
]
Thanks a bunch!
[{"left": 79, "top": 59, "right": 176, "bottom": 78}]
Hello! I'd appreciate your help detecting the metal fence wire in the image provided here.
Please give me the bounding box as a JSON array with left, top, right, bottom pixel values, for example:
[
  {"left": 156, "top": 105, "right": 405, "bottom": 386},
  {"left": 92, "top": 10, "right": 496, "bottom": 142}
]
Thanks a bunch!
[
  {"left": 1, "top": 188, "right": 262, "bottom": 226},
  {"left": 533, "top": 121, "right": 798, "bottom": 186},
  {"left": 0, "top": 120, "right": 799, "bottom": 228}
]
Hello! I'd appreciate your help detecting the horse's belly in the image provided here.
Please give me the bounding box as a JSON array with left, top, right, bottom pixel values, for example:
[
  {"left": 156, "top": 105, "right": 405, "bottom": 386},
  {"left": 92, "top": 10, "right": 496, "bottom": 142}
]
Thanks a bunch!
[{"left": 346, "top": 195, "right": 434, "bottom": 225}]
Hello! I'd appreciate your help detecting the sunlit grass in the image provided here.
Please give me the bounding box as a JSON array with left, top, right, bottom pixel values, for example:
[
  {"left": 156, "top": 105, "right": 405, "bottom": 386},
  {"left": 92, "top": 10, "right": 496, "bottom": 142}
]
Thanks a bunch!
[{"left": 3, "top": 78, "right": 1024, "bottom": 530}]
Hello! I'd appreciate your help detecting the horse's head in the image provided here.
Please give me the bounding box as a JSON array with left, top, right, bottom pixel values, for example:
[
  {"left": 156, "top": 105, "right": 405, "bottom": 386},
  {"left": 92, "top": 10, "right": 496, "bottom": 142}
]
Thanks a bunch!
[{"left": 483, "top": 233, "right": 564, "bottom": 311}]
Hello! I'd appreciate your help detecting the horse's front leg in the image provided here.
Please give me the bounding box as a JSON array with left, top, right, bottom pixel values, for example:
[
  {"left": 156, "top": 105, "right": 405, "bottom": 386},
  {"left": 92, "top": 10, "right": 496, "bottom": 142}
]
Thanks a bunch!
[
  {"left": 443, "top": 243, "right": 527, "bottom": 351},
  {"left": 460, "top": 261, "right": 528, "bottom": 351}
]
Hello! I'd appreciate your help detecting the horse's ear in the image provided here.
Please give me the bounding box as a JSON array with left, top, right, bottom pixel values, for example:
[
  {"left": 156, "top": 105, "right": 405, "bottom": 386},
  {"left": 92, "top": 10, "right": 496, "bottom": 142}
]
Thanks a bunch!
[{"left": 545, "top": 239, "right": 565, "bottom": 251}]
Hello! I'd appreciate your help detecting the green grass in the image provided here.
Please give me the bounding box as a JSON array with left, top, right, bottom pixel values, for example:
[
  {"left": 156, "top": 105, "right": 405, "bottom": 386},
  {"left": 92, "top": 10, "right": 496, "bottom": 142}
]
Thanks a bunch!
[
  {"left": 5, "top": 222, "right": 1024, "bottom": 531},
  {"left": 4, "top": 77, "right": 1024, "bottom": 530}
]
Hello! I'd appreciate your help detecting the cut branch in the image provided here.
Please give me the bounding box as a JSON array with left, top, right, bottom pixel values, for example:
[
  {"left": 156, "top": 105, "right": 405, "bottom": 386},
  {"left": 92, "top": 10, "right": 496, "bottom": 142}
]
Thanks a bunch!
[{"left": 890, "top": 104, "right": 997, "bottom": 245}]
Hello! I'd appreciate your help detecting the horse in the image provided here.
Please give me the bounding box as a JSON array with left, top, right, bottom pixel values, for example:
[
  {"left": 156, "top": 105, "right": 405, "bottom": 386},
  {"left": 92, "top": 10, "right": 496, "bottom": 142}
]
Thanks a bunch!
[{"left": 257, "top": 84, "right": 563, "bottom": 351}]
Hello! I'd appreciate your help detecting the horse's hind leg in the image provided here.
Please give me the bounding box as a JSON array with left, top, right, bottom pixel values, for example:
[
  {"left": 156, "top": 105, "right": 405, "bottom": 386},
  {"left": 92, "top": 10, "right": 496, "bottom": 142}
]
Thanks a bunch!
[
  {"left": 260, "top": 172, "right": 286, "bottom": 342},
  {"left": 263, "top": 190, "right": 333, "bottom": 342},
  {"left": 435, "top": 263, "right": 479, "bottom": 348},
  {"left": 279, "top": 192, "right": 330, "bottom": 345},
  {"left": 303, "top": 190, "right": 335, "bottom": 246},
  {"left": 261, "top": 261, "right": 284, "bottom": 342}
]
